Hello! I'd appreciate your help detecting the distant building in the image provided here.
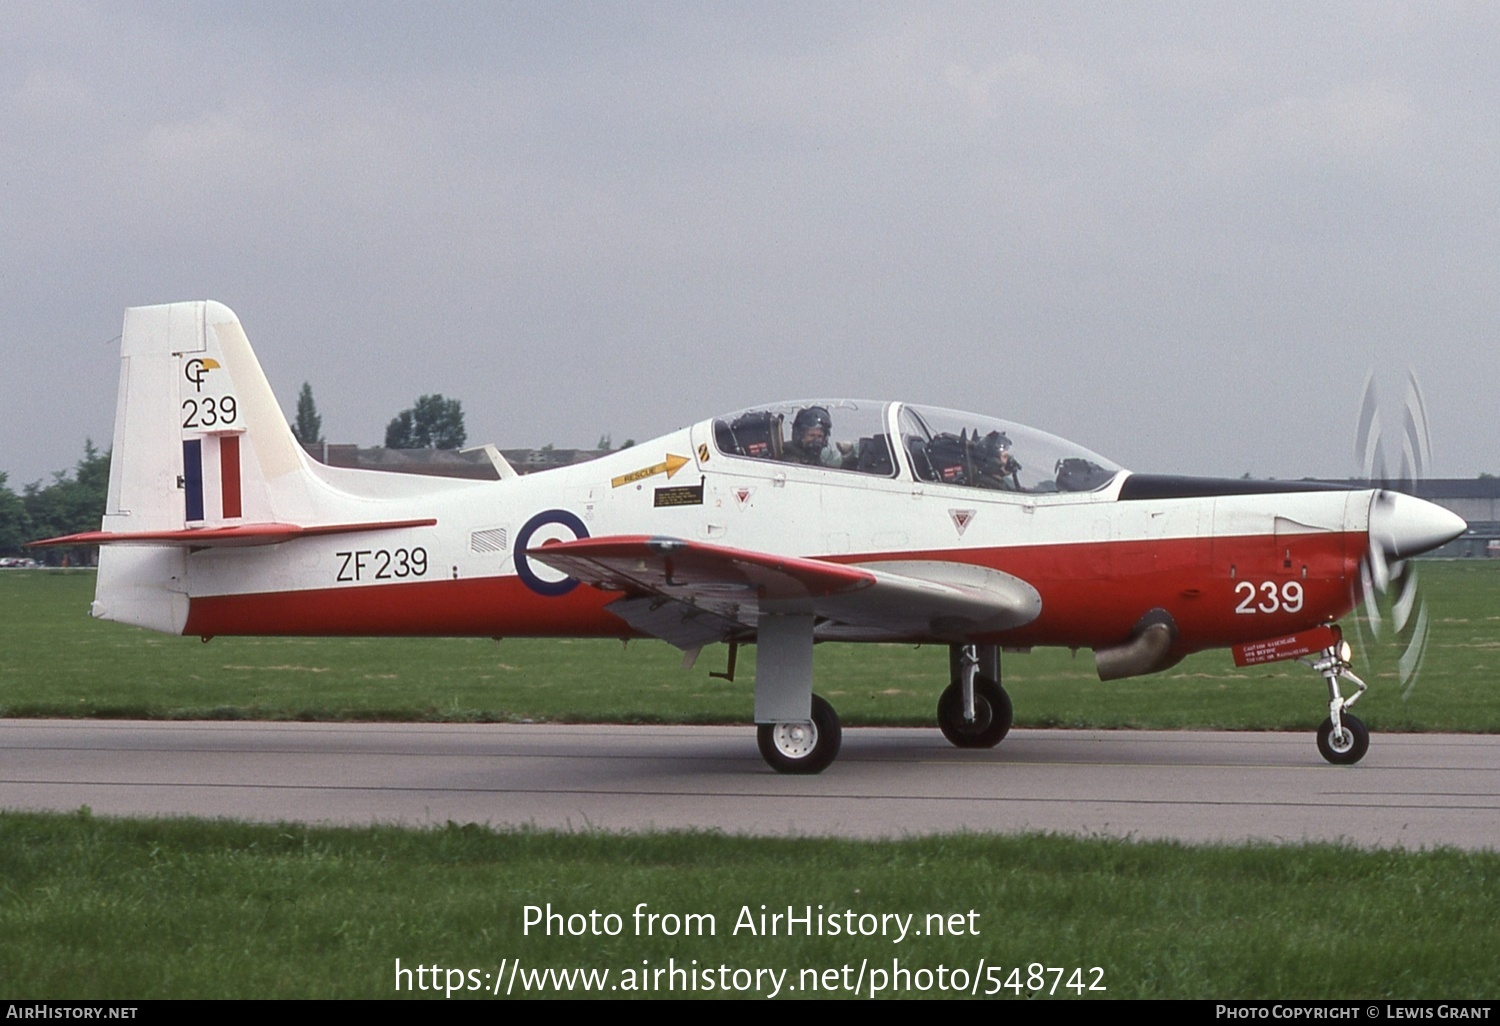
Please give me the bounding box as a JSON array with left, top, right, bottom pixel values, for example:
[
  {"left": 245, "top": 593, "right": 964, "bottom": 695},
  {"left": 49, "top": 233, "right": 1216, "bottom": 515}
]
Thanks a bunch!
[
  {"left": 1344, "top": 478, "right": 1500, "bottom": 559},
  {"left": 302, "top": 443, "right": 609, "bottom": 481}
]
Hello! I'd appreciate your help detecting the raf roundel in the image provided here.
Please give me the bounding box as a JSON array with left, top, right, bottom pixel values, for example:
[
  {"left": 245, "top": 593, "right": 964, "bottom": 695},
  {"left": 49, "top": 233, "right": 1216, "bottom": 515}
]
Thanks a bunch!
[{"left": 512, "top": 510, "right": 591, "bottom": 596}]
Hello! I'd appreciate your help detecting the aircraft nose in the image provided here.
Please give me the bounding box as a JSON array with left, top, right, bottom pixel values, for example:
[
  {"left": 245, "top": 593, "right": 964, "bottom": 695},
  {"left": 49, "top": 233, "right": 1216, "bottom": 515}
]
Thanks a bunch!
[{"left": 1369, "top": 490, "right": 1468, "bottom": 560}]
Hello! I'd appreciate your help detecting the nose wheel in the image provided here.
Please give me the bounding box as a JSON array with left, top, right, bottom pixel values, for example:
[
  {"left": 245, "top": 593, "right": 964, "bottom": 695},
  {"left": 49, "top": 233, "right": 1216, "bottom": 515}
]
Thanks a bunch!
[{"left": 1316, "top": 713, "right": 1370, "bottom": 765}]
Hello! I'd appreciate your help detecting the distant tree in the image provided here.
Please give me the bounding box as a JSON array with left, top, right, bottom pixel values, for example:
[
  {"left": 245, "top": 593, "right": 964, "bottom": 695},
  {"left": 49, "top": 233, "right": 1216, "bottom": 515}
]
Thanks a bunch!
[
  {"left": 620, "top": 439, "right": 636, "bottom": 449},
  {"left": 385, "top": 394, "right": 467, "bottom": 450},
  {"left": 596, "top": 434, "right": 613, "bottom": 451},
  {"left": 385, "top": 411, "right": 415, "bottom": 449},
  {"left": 21, "top": 441, "right": 110, "bottom": 565},
  {"left": 292, "top": 382, "right": 323, "bottom": 445},
  {"left": 0, "top": 472, "right": 32, "bottom": 555},
  {"left": 1480, "top": 472, "right": 1496, "bottom": 480}
]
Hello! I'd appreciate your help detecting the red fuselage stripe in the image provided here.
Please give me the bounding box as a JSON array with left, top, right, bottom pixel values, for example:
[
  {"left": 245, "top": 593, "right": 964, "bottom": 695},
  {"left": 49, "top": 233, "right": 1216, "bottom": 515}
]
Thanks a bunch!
[{"left": 181, "top": 530, "right": 1364, "bottom": 652}]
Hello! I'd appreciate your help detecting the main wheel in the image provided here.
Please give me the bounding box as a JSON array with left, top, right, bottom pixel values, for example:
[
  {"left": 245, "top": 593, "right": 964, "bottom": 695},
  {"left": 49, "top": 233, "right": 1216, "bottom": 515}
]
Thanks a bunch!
[
  {"left": 937, "top": 675, "right": 1013, "bottom": 749},
  {"left": 1316, "top": 713, "right": 1369, "bottom": 765},
  {"left": 757, "top": 694, "right": 842, "bottom": 774}
]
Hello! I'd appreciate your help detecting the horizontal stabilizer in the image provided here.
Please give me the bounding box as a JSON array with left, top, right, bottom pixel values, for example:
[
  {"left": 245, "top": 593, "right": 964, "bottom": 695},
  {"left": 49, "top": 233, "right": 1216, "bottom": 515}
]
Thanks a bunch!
[{"left": 30, "top": 518, "right": 437, "bottom": 549}]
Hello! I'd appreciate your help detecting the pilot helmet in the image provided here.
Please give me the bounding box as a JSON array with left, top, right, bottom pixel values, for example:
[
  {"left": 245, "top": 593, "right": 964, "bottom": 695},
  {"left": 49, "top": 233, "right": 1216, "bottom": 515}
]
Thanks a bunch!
[
  {"left": 792, "top": 406, "right": 832, "bottom": 447},
  {"left": 981, "top": 430, "right": 1012, "bottom": 454},
  {"left": 974, "top": 430, "right": 1012, "bottom": 470}
]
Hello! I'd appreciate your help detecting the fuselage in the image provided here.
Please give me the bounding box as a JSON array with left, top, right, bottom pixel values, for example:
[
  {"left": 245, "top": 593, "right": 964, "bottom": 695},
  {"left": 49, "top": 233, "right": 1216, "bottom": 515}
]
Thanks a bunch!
[{"left": 170, "top": 400, "right": 1392, "bottom": 659}]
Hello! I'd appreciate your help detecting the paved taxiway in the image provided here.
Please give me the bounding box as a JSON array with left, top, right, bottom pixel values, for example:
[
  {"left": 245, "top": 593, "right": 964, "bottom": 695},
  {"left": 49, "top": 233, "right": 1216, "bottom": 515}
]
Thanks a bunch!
[{"left": 2, "top": 720, "right": 1496, "bottom": 849}]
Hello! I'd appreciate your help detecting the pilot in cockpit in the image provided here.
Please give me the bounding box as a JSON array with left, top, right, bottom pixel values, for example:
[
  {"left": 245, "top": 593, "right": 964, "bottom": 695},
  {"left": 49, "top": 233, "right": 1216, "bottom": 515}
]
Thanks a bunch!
[
  {"left": 784, "top": 406, "right": 839, "bottom": 467},
  {"left": 972, "top": 430, "right": 1022, "bottom": 490},
  {"left": 925, "top": 429, "right": 1023, "bottom": 490}
]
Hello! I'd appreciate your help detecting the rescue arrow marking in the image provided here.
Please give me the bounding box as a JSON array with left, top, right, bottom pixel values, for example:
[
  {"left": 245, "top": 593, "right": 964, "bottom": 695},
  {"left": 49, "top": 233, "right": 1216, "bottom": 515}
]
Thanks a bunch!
[{"left": 611, "top": 453, "right": 690, "bottom": 488}]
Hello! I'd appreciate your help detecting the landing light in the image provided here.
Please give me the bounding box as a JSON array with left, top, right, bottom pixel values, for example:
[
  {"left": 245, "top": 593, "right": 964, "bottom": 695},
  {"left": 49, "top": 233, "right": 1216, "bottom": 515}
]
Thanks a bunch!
[{"left": 1338, "top": 641, "right": 1352, "bottom": 663}]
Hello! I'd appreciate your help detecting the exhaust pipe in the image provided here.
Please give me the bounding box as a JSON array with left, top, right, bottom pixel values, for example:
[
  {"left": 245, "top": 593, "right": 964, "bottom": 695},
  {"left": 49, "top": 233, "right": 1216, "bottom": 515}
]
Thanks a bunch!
[{"left": 1094, "top": 608, "right": 1182, "bottom": 681}]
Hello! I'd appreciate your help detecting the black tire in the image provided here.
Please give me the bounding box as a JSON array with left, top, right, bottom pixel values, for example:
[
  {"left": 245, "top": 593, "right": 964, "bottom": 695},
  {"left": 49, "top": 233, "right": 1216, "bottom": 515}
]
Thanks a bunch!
[
  {"left": 757, "top": 694, "right": 842, "bottom": 774},
  {"left": 937, "top": 675, "right": 1013, "bottom": 749},
  {"left": 1316, "top": 713, "right": 1370, "bottom": 765}
]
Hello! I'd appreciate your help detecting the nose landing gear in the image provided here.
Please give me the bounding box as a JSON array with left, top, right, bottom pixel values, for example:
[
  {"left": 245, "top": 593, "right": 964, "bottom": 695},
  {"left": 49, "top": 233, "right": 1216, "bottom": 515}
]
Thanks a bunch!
[{"left": 1303, "top": 637, "right": 1371, "bottom": 765}]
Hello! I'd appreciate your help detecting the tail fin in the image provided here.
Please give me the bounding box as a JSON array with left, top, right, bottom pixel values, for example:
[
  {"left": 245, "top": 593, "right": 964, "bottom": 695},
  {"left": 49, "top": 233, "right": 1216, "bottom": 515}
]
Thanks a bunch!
[
  {"left": 106, "top": 301, "right": 307, "bottom": 533},
  {"left": 85, "top": 302, "right": 306, "bottom": 632}
]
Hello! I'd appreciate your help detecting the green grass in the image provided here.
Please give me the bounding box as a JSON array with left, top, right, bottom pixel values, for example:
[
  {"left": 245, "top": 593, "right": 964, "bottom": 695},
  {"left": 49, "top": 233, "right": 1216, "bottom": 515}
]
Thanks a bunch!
[
  {"left": 3, "top": 810, "right": 1496, "bottom": 999},
  {"left": 3, "top": 564, "right": 1498, "bottom": 730}
]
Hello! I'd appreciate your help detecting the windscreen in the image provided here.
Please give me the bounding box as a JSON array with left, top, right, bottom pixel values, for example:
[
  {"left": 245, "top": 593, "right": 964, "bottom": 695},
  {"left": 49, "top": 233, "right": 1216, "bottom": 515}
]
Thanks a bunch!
[{"left": 898, "top": 404, "right": 1123, "bottom": 493}]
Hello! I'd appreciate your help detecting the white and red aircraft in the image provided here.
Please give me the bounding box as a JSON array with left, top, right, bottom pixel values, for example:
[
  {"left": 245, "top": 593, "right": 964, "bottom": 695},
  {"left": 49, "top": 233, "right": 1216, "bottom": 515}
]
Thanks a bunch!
[{"left": 36, "top": 301, "right": 1467, "bottom": 773}]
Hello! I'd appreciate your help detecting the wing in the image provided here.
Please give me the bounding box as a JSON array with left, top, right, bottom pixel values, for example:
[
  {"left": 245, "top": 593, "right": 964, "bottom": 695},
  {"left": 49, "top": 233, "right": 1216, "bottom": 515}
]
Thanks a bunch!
[{"left": 528, "top": 535, "right": 1042, "bottom": 648}]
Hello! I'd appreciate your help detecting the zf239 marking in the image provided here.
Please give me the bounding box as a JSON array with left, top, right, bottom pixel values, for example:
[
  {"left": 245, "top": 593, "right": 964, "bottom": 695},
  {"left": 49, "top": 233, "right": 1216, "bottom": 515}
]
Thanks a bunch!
[{"left": 336, "top": 547, "right": 428, "bottom": 582}]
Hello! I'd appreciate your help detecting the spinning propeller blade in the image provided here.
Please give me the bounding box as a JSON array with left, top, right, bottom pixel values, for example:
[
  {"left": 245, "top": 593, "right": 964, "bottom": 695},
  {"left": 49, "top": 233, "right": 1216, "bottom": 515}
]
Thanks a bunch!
[
  {"left": 1352, "top": 371, "right": 1445, "bottom": 698},
  {"left": 1355, "top": 371, "right": 1386, "bottom": 484}
]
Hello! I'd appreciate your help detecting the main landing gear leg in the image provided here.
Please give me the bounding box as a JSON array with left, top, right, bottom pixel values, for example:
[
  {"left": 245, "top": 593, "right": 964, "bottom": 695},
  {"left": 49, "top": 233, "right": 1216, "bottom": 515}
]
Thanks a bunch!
[
  {"left": 938, "top": 643, "right": 1013, "bottom": 749},
  {"left": 1303, "top": 638, "right": 1370, "bottom": 765},
  {"left": 753, "top": 613, "right": 841, "bottom": 774}
]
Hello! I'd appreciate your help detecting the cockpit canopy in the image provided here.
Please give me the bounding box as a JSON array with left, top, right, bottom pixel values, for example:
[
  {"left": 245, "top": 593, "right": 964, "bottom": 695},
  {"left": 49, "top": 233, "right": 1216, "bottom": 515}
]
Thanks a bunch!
[{"left": 711, "top": 400, "right": 1123, "bottom": 494}]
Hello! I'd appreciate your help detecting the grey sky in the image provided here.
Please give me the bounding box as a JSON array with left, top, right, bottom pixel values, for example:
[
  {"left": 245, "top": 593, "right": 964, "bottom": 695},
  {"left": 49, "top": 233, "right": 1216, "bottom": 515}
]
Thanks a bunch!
[{"left": 3, "top": 1, "right": 1496, "bottom": 490}]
